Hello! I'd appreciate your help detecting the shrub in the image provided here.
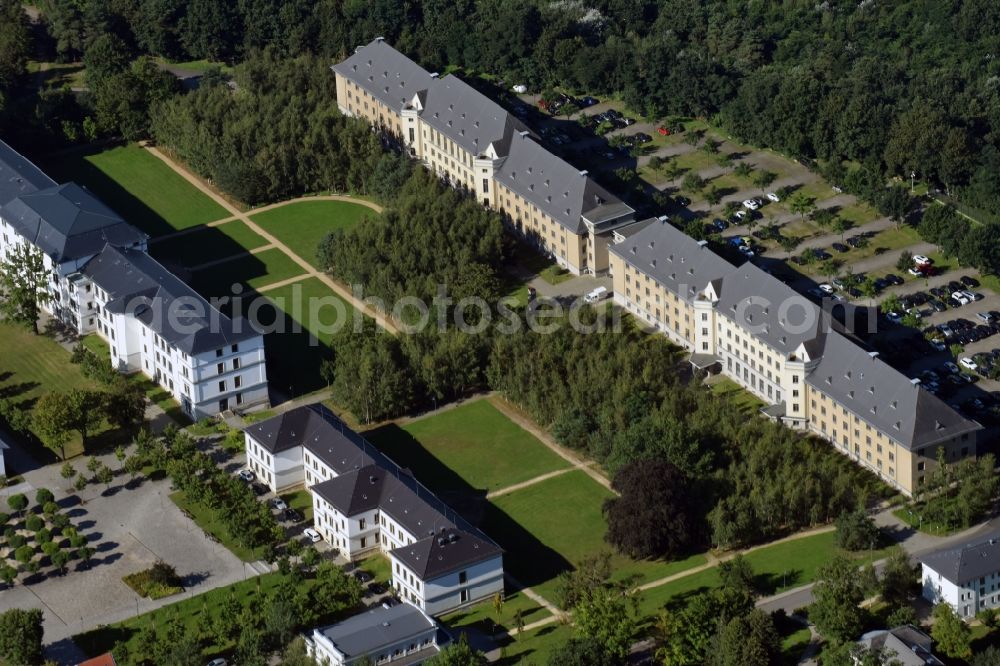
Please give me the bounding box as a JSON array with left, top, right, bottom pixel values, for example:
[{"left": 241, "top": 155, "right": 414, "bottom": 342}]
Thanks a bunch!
[
  {"left": 36, "top": 528, "right": 51, "bottom": 544},
  {"left": 24, "top": 516, "right": 43, "bottom": 533},
  {"left": 7, "top": 534, "right": 25, "bottom": 549},
  {"left": 34, "top": 488, "right": 54, "bottom": 507}
]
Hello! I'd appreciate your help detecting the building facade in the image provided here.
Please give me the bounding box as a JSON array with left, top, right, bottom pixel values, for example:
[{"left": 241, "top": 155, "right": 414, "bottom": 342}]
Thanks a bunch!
[
  {"left": 333, "top": 38, "right": 636, "bottom": 276},
  {"left": 0, "top": 141, "right": 269, "bottom": 420},
  {"left": 244, "top": 405, "right": 504, "bottom": 615},
  {"left": 921, "top": 533, "right": 1000, "bottom": 618},
  {"left": 304, "top": 602, "right": 445, "bottom": 666},
  {"left": 609, "top": 218, "right": 981, "bottom": 496}
]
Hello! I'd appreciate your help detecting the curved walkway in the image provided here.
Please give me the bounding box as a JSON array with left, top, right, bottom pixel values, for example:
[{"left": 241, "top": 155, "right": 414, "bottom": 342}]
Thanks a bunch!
[{"left": 143, "top": 145, "right": 399, "bottom": 334}]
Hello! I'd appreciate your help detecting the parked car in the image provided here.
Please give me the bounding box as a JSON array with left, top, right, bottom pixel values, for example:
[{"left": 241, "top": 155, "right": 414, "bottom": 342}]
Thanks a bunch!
[
  {"left": 832, "top": 242, "right": 849, "bottom": 253},
  {"left": 657, "top": 126, "right": 670, "bottom": 136},
  {"left": 303, "top": 528, "right": 321, "bottom": 542},
  {"left": 960, "top": 357, "right": 978, "bottom": 371},
  {"left": 960, "top": 275, "right": 981, "bottom": 288},
  {"left": 952, "top": 291, "right": 972, "bottom": 305},
  {"left": 930, "top": 300, "right": 947, "bottom": 313},
  {"left": 206, "top": 659, "right": 228, "bottom": 666},
  {"left": 977, "top": 312, "right": 995, "bottom": 323},
  {"left": 713, "top": 218, "right": 728, "bottom": 231},
  {"left": 284, "top": 508, "right": 303, "bottom": 523},
  {"left": 354, "top": 570, "right": 373, "bottom": 584},
  {"left": 884, "top": 274, "right": 904, "bottom": 286},
  {"left": 251, "top": 482, "right": 268, "bottom": 496},
  {"left": 944, "top": 361, "right": 960, "bottom": 374},
  {"left": 270, "top": 497, "right": 288, "bottom": 511},
  {"left": 964, "top": 290, "right": 984, "bottom": 301},
  {"left": 819, "top": 283, "right": 835, "bottom": 294},
  {"left": 512, "top": 84, "right": 528, "bottom": 94},
  {"left": 675, "top": 196, "right": 691, "bottom": 207},
  {"left": 238, "top": 470, "right": 255, "bottom": 483},
  {"left": 742, "top": 199, "right": 760, "bottom": 210},
  {"left": 382, "top": 597, "right": 401, "bottom": 609},
  {"left": 580, "top": 96, "right": 599, "bottom": 107},
  {"left": 815, "top": 250, "right": 832, "bottom": 260},
  {"left": 766, "top": 192, "right": 780, "bottom": 203},
  {"left": 913, "top": 254, "right": 932, "bottom": 266}
]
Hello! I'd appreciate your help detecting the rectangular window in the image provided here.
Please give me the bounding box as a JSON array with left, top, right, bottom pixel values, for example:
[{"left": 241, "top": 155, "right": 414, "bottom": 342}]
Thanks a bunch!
[
  {"left": 234, "top": 376, "right": 242, "bottom": 389},
  {"left": 218, "top": 380, "right": 226, "bottom": 392},
  {"left": 233, "top": 357, "right": 240, "bottom": 370}
]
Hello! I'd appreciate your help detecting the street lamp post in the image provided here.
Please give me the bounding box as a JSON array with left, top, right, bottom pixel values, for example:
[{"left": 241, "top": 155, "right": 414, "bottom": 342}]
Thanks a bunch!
[{"left": 910, "top": 171, "right": 916, "bottom": 193}]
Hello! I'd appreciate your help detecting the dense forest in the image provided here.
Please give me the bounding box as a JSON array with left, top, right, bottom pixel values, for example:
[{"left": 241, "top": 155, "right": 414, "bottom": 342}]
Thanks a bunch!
[{"left": 16, "top": 0, "right": 1000, "bottom": 218}]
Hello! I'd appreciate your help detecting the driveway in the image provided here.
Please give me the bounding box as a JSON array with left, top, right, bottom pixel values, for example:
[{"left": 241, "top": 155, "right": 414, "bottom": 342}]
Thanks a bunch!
[{"left": 0, "top": 453, "right": 251, "bottom": 647}]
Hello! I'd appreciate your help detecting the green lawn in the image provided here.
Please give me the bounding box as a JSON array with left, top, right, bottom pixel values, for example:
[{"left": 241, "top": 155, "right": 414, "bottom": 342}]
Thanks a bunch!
[
  {"left": 150, "top": 220, "right": 268, "bottom": 270},
  {"left": 41, "top": 144, "right": 228, "bottom": 236},
  {"left": 169, "top": 490, "right": 260, "bottom": 561},
  {"left": 708, "top": 376, "right": 765, "bottom": 416},
  {"left": 483, "top": 470, "right": 707, "bottom": 606},
  {"left": 279, "top": 488, "right": 315, "bottom": 524},
  {"left": 443, "top": 589, "right": 547, "bottom": 634},
  {"left": 494, "top": 622, "right": 574, "bottom": 665},
  {"left": 192, "top": 247, "right": 307, "bottom": 296},
  {"left": 634, "top": 530, "right": 898, "bottom": 621},
  {"left": 364, "top": 399, "right": 571, "bottom": 494},
  {"left": 354, "top": 553, "right": 392, "bottom": 586},
  {"left": 0, "top": 322, "right": 127, "bottom": 460},
  {"left": 250, "top": 200, "right": 377, "bottom": 269},
  {"left": 262, "top": 277, "right": 357, "bottom": 346}
]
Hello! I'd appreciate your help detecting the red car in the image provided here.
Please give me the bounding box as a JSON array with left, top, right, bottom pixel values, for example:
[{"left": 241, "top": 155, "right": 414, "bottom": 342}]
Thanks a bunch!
[{"left": 657, "top": 127, "right": 670, "bottom": 136}]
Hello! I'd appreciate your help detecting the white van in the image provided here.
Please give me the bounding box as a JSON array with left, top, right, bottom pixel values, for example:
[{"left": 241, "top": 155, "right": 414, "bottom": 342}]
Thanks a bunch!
[{"left": 584, "top": 286, "right": 608, "bottom": 304}]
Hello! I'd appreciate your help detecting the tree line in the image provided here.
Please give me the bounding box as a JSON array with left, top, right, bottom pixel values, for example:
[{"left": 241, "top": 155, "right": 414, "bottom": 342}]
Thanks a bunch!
[{"left": 25, "top": 0, "right": 1000, "bottom": 220}]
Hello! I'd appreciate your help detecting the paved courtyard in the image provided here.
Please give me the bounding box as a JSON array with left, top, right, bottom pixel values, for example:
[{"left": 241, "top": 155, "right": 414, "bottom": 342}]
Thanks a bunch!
[{"left": 0, "top": 453, "right": 252, "bottom": 647}]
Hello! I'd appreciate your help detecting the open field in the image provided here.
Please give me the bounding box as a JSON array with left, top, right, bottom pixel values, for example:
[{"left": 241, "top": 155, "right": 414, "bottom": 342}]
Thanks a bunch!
[
  {"left": 483, "top": 470, "right": 707, "bottom": 605},
  {"left": 0, "top": 322, "right": 126, "bottom": 460},
  {"left": 634, "top": 530, "right": 897, "bottom": 621},
  {"left": 261, "top": 277, "right": 357, "bottom": 347},
  {"left": 41, "top": 144, "right": 228, "bottom": 236},
  {"left": 150, "top": 220, "right": 268, "bottom": 269},
  {"left": 364, "top": 399, "right": 571, "bottom": 494},
  {"left": 250, "top": 200, "right": 377, "bottom": 269},
  {"left": 192, "top": 247, "right": 307, "bottom": 296}
]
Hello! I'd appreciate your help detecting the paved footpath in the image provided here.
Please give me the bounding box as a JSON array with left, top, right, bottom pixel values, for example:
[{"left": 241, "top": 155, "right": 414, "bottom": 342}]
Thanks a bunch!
[{"left": 143, "top": 145, "right": 399, "bottom": 334}]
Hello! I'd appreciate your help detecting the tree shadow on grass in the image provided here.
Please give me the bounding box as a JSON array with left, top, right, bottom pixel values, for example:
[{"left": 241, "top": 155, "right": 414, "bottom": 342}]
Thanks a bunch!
[
  {"left": 753, "top": 568, "right": 804, "bottom": 596},
  {"left": 150, "top": 226, "right": 263, "bottom": 272}
]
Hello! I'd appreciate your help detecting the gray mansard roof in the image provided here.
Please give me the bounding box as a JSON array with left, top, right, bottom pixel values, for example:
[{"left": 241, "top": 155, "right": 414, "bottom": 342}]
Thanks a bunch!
[
  {"left": 495, "top": 132, "right": 629, "bottom": 234},
  {"left": 609, "top": 218, "right": 733, "bottom": 303},
  {"left": 314, "top": 603, "right": 437, "bottom": 659},
  {"left": 3, "top": 183, "right": 147, "bottom": 263},
  {"left": 83, "top": 245, "right": 258, "bottom": 355},
  {"left": 332, "top": 38, "right": 436, "bottom": 112},
  {"left": 806, "top": 331, "right": 981, "bottom": 450},
  {"left": 419, "top": 74, "right": 529, "bottom": 157},
  {"left": 312, "top": 465, "right": 456, "bottom": 538},
  {"left": 246, "top": 405, "right": 377, "bottom": 470},
  {"left": 391, "top": 526, "right": 502, "bottom": 581},
  {"left": 0, "top": 140, "right": 55, "bottom": 207},
  {"left": 920, "top": 531, "right": 1000, "bottom": 586},
  {"left": 716, "top": 262, "right": 827, "bottom": 358}
]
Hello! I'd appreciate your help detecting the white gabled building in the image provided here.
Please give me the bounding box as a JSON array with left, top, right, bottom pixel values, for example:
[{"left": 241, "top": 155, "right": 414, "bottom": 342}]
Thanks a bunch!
[
  {"left": 0, "top": 140, "right": 269, "bottom": 420},
  {"left": 921, "top": 532, "right": 1000, "bottom": 618},
  {"left": 244, "top": 405, "right": 505, "bottom": 615}
]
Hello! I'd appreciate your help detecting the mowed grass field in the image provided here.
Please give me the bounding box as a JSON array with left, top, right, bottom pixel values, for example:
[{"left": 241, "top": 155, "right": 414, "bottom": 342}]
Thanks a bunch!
[
  {"left": 150, "top": 220, "right": 268, "bottom": 269},
  {"left": 42, "top": 144, "right": 228, "bottom": 236},
  {"left": 483, "top": 470, "right": 707, "bottom": 605},
  {"left": 0, "top": 322, "right": 105, "bottom": 459},
  {"left": 192, "top": 247, "right": 307, "bottom": 296},
  {"left": 364, "top": 399, "right": 571, "bottom": 494},
  {"left": 262, "top": 277, "right": 357, "bottom": 347},
  {"left": 250, "top": 200, "right": 378, "bottom": 269}
]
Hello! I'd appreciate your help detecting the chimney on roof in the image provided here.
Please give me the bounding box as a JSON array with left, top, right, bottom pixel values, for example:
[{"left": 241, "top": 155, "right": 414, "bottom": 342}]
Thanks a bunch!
[
  {"left": 519, "top": 130, "right": 529, "bottom": 137},
  {"left": 579, "top": 170, "right": 588, "bottom": 177}
]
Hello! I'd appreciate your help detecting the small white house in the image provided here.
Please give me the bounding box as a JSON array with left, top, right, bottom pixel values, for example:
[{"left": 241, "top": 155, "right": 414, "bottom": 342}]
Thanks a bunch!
[
  {"left": 304, "top": 602, "right": 444, "bottom": 666},
  {"left": 921, "top": 532, "right": 1000, "bottom": 618}
]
